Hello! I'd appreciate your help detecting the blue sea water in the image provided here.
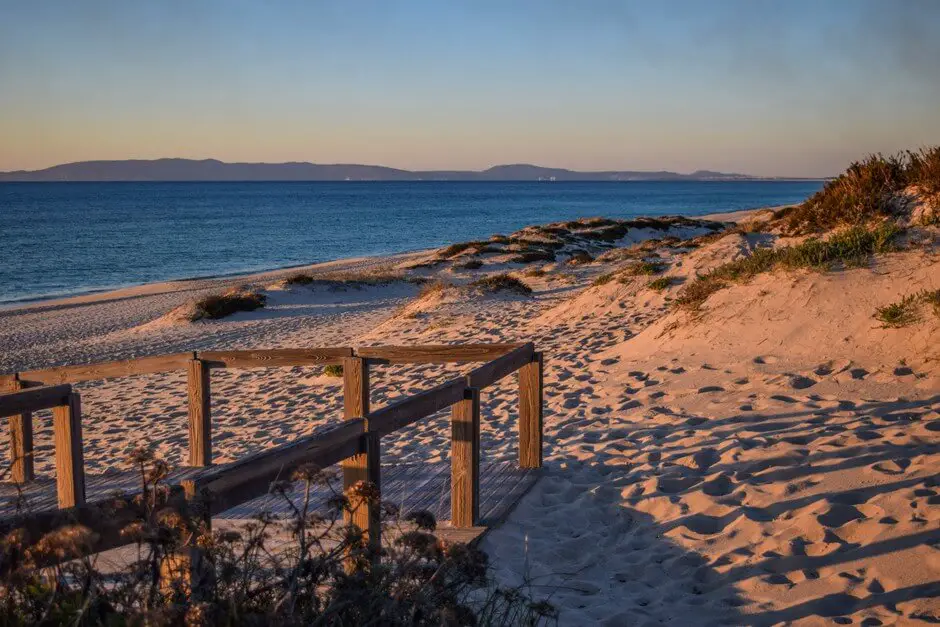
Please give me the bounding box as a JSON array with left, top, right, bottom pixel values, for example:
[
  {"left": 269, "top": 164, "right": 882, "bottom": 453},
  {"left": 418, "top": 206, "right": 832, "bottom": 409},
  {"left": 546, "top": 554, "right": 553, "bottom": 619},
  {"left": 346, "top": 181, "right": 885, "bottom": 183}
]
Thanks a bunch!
[{"left": 0, "top": 181, "right": 822, "bottom": 305}]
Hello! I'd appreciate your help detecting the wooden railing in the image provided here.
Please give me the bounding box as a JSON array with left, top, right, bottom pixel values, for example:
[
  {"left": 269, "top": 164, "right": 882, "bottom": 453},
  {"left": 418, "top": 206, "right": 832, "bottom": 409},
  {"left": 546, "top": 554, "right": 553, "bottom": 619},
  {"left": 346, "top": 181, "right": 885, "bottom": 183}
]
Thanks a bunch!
[{"left": 0, "top": 343, "right": 544, "bottom": 566}]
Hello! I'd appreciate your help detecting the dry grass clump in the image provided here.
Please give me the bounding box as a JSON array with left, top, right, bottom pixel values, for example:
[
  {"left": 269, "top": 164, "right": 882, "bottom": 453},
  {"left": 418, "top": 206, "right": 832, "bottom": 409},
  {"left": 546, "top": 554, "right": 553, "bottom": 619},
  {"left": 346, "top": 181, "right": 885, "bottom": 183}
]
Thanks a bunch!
[
  {"left": 470, "top": 274, "right": 533, "bottom": 295},
  {"left": 874, "top": 289, "right": 940, "bottom": 327},
  {"left": 647, "top": 277, "right": 676, "bottom": 291},
  {"left": 592, "top": 272, "right": 617, "bottom": 287},
  {"left": 419, "top": 280, "right": 452, "bottom": 298},
  {"left": 676, "top": 223, "right": 902, "bottom": 311},
  {"left": 786, "top": 147, "right": 940, "bottom": 233},
  {"left": 523, "top": 267, "right": 547, "bottom": 278},
  {"left": 0, "top": 450, "right": 555, "bottom": 625},
  {"left": 191, "top": 288, "right": 266, "bottom": 320},
  {"left": 286, "top": 271, "right": 421, "bottom": 289},
  {"left": 509, "top": 250, "right": 556, "bottom": 264},
  {"left": 438, "top": 241, "right": 490, "bottom": 258},
  {"left": 566, "top": 251, "right": 594, "bottom": 265},
  {"left": 459, "top": 259, "right": 484, "bottom": 270},
  {"left": 626, "top": 261, "right": 667, "bottom": 276}
]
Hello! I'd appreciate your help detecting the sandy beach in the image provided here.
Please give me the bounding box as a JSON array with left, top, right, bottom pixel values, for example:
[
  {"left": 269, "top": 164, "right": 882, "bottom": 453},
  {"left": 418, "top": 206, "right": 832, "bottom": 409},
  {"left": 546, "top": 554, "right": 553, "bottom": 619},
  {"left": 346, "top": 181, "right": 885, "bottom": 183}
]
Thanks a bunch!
[{"left": 1, "top": 207, "right": 938, "bottom": 625}]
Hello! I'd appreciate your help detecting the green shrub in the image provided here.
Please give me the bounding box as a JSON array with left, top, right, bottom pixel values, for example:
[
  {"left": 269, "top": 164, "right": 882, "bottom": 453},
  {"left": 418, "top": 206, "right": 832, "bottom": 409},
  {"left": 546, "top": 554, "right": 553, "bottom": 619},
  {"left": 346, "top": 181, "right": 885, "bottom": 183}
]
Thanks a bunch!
[
  {"left": 470, "top": 274, "right": 532, "bottom": 295},
  {"left": 875, "top": 294, "right": 922, "bottom": 328},
  {"left": 626, "top": 261, "right": 667, "bottom": 276},
  {"left": 439, "top": 241, "right": 490, "bottom": 258},
  {"left": 323, "top": 364, "right": 343, "bottom": 377},
  {"left": 191, "top": 289, "right": 266, "bottom": 320},
  {"left": 647, "top": 277, "right": 675, "bottom": 291},
  {"left": 285, "top": 273, "right": 315, "bottom": 286},
  {"left": 923, "top": 289, "right": 940, "bottom": 317},
  {"left": 592, "top": 272, "right": 617, "bottom": 287},
  {"left": 459, "top": 259, "right": 484, "bottom": 270},
  {"left": 509, "top": 250, "right": 556, "bottom": 264}
]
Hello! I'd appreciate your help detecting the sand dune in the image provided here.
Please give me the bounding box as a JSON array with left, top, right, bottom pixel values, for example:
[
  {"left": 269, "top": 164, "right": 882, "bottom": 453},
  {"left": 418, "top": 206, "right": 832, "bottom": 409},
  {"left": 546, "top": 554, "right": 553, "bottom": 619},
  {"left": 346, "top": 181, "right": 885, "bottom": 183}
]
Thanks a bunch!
[{"left": 1, "top": 210, "right": 938, "bottom": 625}]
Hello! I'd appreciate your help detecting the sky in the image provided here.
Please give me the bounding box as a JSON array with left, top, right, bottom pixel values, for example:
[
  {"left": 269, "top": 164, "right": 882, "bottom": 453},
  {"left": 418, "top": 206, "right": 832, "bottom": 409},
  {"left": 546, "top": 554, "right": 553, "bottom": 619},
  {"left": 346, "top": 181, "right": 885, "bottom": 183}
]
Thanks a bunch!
[{"left": 1, "top": 0, "right": 939, "bottom": 177}]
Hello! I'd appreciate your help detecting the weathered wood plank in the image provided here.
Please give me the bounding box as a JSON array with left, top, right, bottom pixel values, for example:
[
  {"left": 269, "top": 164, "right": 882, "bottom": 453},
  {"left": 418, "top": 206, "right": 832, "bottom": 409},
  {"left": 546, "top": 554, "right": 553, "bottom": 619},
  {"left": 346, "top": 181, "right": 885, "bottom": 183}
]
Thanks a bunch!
[
  {"left": 356, "top": 343, "right": 523, "bottom": 364},
  {"left": 518, "top": 351, "right": 544, "bottom": 468},
  {"left": 0, "top": 384, "right": 73, "bottom": 418},
  {"left": 187, "top": 359, "right": 212, "bottom": 467},
  {"left": 368, "top": 377, "right": 467, "bottom": 437},
  {"left": 466, "top": 342, "right": 534, "bottom": 389},
  {"left": 190, "top": 419, "right": 365, "bottom": 516},
  {"left": 198, "top": 348, "right": 353, "bottom": 369},
  {"left": 17, "top": 352, "right": 192, "bottom": 385},
  {"left": 3, "top": 377, "right": 34, "bottom": 483},
  {"left": 52, "top": 393, "right": 85, "bottom": 508},
  {"left": 451, "top": 388, "right": 480, "bottom": 527}
]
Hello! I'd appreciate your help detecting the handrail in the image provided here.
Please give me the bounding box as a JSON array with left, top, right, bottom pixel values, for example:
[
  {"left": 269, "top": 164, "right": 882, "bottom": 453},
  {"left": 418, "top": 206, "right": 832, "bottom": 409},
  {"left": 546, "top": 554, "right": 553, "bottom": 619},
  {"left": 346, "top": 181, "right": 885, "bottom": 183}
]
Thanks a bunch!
[
  {"left": 0, "top": 342, "right": 544, "bottom": 586},
  {"left": 368, "top": 377, "right": 469, "bottom": 437},
  {"left": 1, "top": 343, "right": 523, "bottom": 386},
  {"left": 356, "top": 343, "right": 523, "bottom": 364},
  {"left": 0, "top": 384, "right": 74, "bottom": 417}
]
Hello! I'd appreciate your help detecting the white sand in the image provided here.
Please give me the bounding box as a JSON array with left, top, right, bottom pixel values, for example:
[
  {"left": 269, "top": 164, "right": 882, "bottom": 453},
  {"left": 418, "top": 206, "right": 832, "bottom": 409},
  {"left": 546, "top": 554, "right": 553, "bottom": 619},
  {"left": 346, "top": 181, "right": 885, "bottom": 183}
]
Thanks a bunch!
[{"left": 1, "top": 209, "right": 938, "bottom": 625}]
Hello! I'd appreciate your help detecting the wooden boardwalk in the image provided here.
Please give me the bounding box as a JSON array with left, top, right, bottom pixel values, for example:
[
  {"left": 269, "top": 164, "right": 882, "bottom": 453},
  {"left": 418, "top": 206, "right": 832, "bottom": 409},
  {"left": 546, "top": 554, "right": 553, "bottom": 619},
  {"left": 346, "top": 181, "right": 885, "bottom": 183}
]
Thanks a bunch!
[
  {"left": 0, "top": 343, "right": 545, "bottom": 571},
  {"left": 0, "top": 460, "right": 539, "bottom": 545}
]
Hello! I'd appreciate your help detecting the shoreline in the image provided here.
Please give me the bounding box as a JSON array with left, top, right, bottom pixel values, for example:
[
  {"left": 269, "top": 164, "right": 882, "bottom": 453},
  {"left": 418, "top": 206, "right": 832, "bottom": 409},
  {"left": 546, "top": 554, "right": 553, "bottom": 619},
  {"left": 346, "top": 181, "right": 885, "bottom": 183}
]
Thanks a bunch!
[{"left": 0, "top": 207, "right": 765, "bottom": 315}]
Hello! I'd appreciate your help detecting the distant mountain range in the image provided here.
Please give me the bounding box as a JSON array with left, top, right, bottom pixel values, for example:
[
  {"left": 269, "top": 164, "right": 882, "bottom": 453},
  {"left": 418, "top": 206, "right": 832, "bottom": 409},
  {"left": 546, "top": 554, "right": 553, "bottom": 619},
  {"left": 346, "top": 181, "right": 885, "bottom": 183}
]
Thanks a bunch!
[{"left": 0, "top": 158, "right": 812, "bottom": 182}]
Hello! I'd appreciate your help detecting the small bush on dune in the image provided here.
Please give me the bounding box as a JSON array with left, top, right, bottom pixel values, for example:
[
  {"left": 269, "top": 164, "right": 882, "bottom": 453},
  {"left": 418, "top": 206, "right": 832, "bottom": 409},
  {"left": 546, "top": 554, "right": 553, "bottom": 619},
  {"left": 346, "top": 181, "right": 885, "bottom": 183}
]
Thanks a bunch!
[
  {"left": 875, "top": 295, "right": 921, "bottom": 328},
  {"left": 647, "top": 277, "right": 676, "bottom": 291},
  {"left": 419, "top": 280, "right": 451, "bottom": 298},
  {"left": 459, "top": 259, "right": 484, "bottom": 270},
  {"left": 439, "top": 241, "right": 490, "bottom": 259},
  {"left": 470, "top": 274, "right": 533, "bottom": 295},
  {"left": 509, "top": 250, "right": 556, "bottom": 264},
  {"left": 524, "top": 267, "right": 547, "bottom": 278},
  {"left": 908, "top": 146, "right": 940, "bottom": 198},
  {"left": 323, "top": 364, "right": 343, "bottom": 377},
  {"left": 874, "top": 289, "right": 940, "bottom": 327},
  {"left": 591, "top": 272, "right": 617, "bottom": 287},
  {"left": 191, "top": 289, "right": 266, "bottom": 320},
  {"left": 285, "top": 272, "right": 315, "bottom": 286},
  {"left": 567, "top": 251, "right": 594, "bottom": 265},
  {"left": 626, "top": 261, "right": 667, "bottom": 276}
]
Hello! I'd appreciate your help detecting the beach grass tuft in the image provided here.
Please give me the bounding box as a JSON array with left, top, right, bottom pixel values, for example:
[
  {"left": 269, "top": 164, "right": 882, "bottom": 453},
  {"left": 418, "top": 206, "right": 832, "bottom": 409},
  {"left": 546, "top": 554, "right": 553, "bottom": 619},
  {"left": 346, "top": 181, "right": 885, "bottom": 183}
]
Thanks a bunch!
[
  {"left": 786, "top": 147, "right": 940, "bottom": 233},
  {"left": 191, "top": 288, "right": 266, "bottom": 320},
  {"left": 470, "top": 274, "right": 532, "bottom": 295},
  {"left": 874, "top": 295, "right": 922, "bottom": 328},
  {"left": 676, "top": 223, "right": 903, "bottom": 311},
  {"left": 647, "top": 277, "right": 676, "bottom": 291}
]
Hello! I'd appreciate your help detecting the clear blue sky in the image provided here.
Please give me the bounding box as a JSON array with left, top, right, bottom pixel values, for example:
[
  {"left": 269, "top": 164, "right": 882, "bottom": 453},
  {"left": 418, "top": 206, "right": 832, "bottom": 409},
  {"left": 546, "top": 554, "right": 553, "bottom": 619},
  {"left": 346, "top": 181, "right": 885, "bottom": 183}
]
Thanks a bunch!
[{"left": 1, "top": 0, "right": 938, "bottom": 177}]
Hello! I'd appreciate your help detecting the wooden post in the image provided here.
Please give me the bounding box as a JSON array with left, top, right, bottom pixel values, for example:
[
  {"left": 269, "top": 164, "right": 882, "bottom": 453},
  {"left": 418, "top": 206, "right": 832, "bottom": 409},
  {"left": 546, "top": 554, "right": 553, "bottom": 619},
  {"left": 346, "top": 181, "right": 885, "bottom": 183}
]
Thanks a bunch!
[
  {"left": 187, "top": 358, "right": 211, "bottom": 467},
  {"left": 451, "top": 387, "right": 480, "bottom": 527},
  {"left": 4, "top": 376, "right": 34, "bottom": 483},
  {"left": 518, "top": 351, "right": 543, "bottom": 469},
  {"left": 52, "top": 392, "right": 85, "bottom": 508},
  {"left": 341, "top": 357, "right": 380, "bottom": 554}
]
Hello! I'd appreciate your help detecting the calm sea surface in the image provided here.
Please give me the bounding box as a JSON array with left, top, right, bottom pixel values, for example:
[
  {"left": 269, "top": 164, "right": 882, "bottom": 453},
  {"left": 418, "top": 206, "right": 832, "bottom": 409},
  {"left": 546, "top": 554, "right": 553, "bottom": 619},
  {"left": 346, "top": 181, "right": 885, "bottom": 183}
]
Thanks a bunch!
[{"left": 0, "top": 181, "right": 822, "bottom": 304}]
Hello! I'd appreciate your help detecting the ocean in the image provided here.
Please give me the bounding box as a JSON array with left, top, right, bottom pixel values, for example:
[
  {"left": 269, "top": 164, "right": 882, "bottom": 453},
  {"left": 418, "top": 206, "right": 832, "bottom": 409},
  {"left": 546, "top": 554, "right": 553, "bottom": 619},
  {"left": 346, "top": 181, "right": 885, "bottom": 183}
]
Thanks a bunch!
[{"left": 0, "top": 180, "right": 821, "bottom": 305}]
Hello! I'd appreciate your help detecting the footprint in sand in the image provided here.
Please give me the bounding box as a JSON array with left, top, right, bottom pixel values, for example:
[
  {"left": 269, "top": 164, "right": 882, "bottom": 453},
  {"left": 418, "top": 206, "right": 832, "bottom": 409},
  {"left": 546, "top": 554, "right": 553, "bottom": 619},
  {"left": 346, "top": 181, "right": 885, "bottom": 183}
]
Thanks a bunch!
[
  {"left": 753, "top": 355, "right": 779, "bottom": 365},
  {"left": 789, "top": 375, "right": 817, "bottom": 390},
  {"left": 817, "top": 504, "right": 865, "bottom": 528}
]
